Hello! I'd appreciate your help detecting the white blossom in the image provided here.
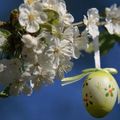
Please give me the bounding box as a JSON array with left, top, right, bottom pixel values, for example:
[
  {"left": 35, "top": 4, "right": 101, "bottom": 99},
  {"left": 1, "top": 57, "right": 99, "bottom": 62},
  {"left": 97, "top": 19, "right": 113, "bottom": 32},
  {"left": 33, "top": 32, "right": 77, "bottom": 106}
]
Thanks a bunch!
[
  {"left": 42, "top": 0, "right": 74, "bottom": 25},
  {"left": 105, "top": 4, "right": 120, "bottom": 35},
  {"left": 24, "top": 0, "right": 40, "bottom": 6},
  {"left": 9, "top": 80, "right": 25, "bottom": 96},
  {"left": 37, "top": 54, "right": 53, "bottom": 70},
  {"left": 0, "top": 64, "right": 6, "bottom": 72},
  {"left": 62, "top": 26, "right": 74, "bottom": 42},
  {"left": 33, "top": 65, "right": 56, "bottom": 85},
  {"left": 73, "top": 28, "right": 88, "bottom": 58},
  {"left": 83, "top": 8, "right": 99, "bottom": 39},
  {"left": 22, "top": 84, "right": 33, "bottom": 96},
  {"left": 21, "top": 63, "right": 56, "bottom": 91},
  {"left": 46, "top": 38, "right": 73, "bottom": 69},
  {"left": 33, "top": 32, "right": 52, "bottom": 54},
  {"left": 0, "top": 32, "right": 7, "bottom": 48},
  {"left": 0, "top": 0, "right": 97, "bottom": 96},
  {"left": 22, "top": 47, "right": 38, "bottom": 64},
  {"left": 22, "top": 34, "right": 38, "bottom": 48},
  {"left": 57, "top": 1, "right": 74, "bottom": 25},
  {"left": 59, "top": 26, "right": 88, "bottom": 58},
  {"left": 9, "top": 79, "right": 33, "bottom": 96},
  {"left": 0, "top": 59, "right": 21, "bottom": 85},
  {"left": 19, "top": 4, "right": 47, "bottom": 33},
  {"left": 56, "top": 59, "right": 73, "bottom": 79},
  {"left": 42, "top": 0, "right": 60, "bottom": 10}
]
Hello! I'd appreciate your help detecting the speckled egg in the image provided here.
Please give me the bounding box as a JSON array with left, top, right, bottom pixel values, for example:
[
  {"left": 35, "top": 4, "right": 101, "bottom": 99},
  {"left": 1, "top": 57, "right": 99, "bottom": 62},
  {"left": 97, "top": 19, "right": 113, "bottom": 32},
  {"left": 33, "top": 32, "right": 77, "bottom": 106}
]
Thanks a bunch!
[{"left": 82, "top": 70, "right": 118, "bottom": 118}]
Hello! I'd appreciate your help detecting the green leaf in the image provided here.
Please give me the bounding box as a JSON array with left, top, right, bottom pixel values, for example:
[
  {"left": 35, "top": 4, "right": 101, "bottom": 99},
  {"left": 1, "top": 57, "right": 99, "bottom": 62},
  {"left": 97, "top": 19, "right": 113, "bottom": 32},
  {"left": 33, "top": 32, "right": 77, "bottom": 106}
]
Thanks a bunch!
[
  {"left": 40, "top": 23, "right": 52, "bottom": 32},
  {"left": 86, "top": 31, "right": 120, "bottom": 55},
  {"left": 99, "top": 31, "right": 120, "bottom": 55},
  {"left": 0, "top": 28, "right": 11, "bottom": 38},
  {"left": 44, "top": 9, "right": 59, "bottom": 25},
  {"left": 0, "top": 92, "right": 9, "bottom": 98},
  {"left": 0, "top": 85, "right": 11, "bottom": 98}
]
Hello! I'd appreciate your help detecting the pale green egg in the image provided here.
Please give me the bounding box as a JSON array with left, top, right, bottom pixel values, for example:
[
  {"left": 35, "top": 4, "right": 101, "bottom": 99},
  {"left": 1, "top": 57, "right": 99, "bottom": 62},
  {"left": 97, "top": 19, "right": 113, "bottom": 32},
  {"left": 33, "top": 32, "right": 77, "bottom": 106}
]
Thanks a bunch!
[{"left": 82, "top": 70, "right": 118, "bottom": 118}]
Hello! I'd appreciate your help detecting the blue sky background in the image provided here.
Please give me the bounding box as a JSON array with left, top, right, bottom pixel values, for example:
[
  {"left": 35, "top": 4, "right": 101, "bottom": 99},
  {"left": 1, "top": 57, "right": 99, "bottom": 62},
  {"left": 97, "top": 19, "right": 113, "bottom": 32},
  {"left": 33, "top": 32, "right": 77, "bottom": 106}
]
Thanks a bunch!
[{"left": 0, "top": 0, "right": 120, "bottom": 120}]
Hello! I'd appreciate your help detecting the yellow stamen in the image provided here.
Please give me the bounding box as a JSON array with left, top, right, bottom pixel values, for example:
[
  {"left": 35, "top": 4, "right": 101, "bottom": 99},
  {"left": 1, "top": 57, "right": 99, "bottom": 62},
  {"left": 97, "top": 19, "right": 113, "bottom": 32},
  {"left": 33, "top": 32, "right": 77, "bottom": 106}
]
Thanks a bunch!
[
  {"left": 54, "top": 48, "right": 59, "bottom": 54},
  {"left": 28, "top": 14, "right": 35, "bottom": 21},
  {"left": 27, "top": 0, "right": 34, "bottom": 5}
]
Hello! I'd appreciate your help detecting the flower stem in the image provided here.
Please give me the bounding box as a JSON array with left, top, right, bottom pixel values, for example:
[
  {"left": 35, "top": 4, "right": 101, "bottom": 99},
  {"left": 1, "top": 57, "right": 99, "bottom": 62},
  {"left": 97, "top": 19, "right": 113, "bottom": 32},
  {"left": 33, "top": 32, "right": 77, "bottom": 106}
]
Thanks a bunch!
[
  {"left": 72, "top": 21, "right": 84, "bottom": 27},
  {"left": 73, "top": 21, "right": 105, "bottom": 27}
]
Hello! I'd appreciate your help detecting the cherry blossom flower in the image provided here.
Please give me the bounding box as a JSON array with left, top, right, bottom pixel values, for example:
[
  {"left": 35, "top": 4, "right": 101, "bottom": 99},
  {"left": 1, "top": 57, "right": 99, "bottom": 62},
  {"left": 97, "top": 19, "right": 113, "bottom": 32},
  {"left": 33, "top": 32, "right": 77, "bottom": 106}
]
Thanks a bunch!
[
  {"left": 83, "top": 8, "right": 99, "bottom": 39},
  {"left": 105, "top": 4, "right": 120, "bottom": 35},
  {"left": 57, "top": 1, "right": 74, "bottom": 25},
  {"left": 46, "top": 38, "right": 73, "bottom": 69},
  {"left": 56, "top": 59, "right": 73, "bottom": 79},
  {"left": 42, "top": 0, "right": 74, "bottom": 25},
  {"left": 1, "top": 0, "right": 113, "bottom": 97},
  {"left": 19, "top": 4, "right": 47, "bottom": 33},
  {"left": 0, "top": 64, "right": 6, "bottom": 72},
  {"left": 22, "top": 34, "right": 38, "bottom": 48},
  {"left": 32, "top": 65, "right": 56, "bottom": 85},
  {"left": 24, "top": 0, "right": 40, "bottom": 6},
  {"left": 73, "top": 29, "right": 88, "bottom": 58},
  {"left": 0, "top": 59, "right": 21, "bottom": 85},
  {"left": 0, "top": 32, "right": 7, "bottom": 48}
]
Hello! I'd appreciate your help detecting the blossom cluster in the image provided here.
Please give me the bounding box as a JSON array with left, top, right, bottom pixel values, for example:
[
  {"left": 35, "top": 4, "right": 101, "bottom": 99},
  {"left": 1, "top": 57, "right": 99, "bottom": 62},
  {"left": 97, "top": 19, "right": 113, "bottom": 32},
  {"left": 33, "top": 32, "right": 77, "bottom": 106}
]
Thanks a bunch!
[
  {"left": 0, "top": 0, "right": 88, "bottom": 96},
  {"left": 83, "top": 4, "right": 120, "bottom": 39},
  {"left": 0, "top": 0, "right": 119, "bottom": 96}
]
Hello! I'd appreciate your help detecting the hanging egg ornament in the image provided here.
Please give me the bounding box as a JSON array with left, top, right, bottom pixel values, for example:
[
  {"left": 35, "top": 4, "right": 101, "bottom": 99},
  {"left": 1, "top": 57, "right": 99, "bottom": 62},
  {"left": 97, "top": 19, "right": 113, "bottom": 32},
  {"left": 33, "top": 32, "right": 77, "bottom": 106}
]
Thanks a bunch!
[{"left": 82, "top": 70, "right": 118, "bottom": 118}]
